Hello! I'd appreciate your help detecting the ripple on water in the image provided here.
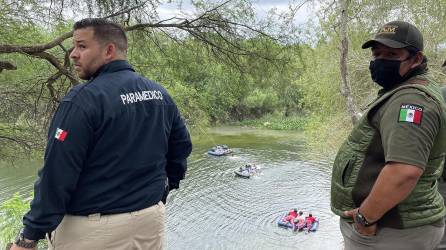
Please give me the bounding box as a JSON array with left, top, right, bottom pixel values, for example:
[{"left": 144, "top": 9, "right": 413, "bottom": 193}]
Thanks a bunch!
[
  {"left": 166, "top": 145, "right": 342, "bottom": 250},
  {"left": 0, "top": 175, "right": 35, "bottom": 202},
  {"left": 0, "top": 130, "right": 343, "bottom": 250}
]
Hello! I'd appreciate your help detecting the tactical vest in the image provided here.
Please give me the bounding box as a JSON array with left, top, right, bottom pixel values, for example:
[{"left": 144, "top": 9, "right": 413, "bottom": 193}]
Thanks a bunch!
[{"left": 331, "top": 74, "right": 446, "bottom": 229}]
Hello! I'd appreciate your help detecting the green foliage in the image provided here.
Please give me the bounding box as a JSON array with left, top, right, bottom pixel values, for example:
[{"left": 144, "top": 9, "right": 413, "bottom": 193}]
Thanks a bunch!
[
  {"left": 0, "top": 193, "right": 48, "bottom": 249},
  {"left": 0, "top": 193, "right": 30, "bottom": 247},
  {"left": 4, "top": 0, "right": 446, "bottom": 157},
  {"left": 295, "top": 44, "right": 346, "bottom": 114},
  {"left": 244, "top": 89, "right": 279, "bottom": 115},
  {"left": 128, "top": 32, "right": 302, "bottom": 126},
  {"left": 303, "top": 114, "right": 352, "bottom": 157},
  {"left": 301, "top": 0, "right": 446, "bottom": 153},
  {"left": 233, "top": 114, "right": 307, "bottom": 130}
]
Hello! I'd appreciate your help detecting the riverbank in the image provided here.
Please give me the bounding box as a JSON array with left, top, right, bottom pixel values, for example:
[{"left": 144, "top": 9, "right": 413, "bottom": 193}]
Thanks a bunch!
[
  {"left": 230, "top": 114, "right": 307, "bottom": 130},
  {"left": 228, "top": 113, "right": 351, "bottom": 158}
]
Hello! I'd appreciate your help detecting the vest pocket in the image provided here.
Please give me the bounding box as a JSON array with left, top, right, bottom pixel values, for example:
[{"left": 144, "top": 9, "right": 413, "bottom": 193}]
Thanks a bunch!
[
  {"left": 342, "top": 156, "right": 356, "bottom": 186},
  {"left": 331, "top": 148, "right": 357, "bottom": 215},
  {"left": 331, "top": 181, "right": 355, "bottom": 214},
  {"left": 332, "top": 146, "right": 357, "bottom": 187}
]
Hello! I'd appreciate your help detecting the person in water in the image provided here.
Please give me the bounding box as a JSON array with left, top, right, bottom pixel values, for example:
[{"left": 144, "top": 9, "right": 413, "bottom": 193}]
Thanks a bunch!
[
  {"left": 293, "top": 211, "right": 305, "bottom": 230},
  {"left": 283, "top": 209, "right": 298, "bottom": 224},
  {"left": 305, "top": 213, "right": 316, "bottom": 228}
]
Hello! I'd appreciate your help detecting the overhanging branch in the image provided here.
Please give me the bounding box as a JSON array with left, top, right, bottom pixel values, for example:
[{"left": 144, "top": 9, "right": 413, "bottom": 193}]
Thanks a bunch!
[
  {"left": 0, "top": 31, "right": 73, "bottom": 54},
  {"left": 0, "top": 135, "right": 32, "bottom": 150},
  {"left": 0, "top": 2, "right": 280, "bottom": 88},
  {"left": 0, "top": 60, "right": 17, "bottom": 72},
  {"left": 29, "top": 51, "right": 78, "bottom": 84}
]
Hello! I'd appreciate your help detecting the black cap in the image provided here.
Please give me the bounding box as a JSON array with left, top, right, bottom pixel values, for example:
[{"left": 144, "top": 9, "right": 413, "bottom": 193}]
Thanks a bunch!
[{"left": 362, "top": 21, "right": 423, "bottom": 51}]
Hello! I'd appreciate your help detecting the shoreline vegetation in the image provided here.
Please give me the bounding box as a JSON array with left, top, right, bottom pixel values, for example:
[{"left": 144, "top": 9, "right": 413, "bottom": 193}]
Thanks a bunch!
[
  {"left": 230, "top": 114, "right": 307, "bottom": 131},
  {"left": 3, "top": 2, "right": 446, "bottom": 163},
  {"left": 3, "top": 0, "right": 446, "bottom": 248},
  {"left": 229, "top": 113, "right": 351, "bottom": 157}
]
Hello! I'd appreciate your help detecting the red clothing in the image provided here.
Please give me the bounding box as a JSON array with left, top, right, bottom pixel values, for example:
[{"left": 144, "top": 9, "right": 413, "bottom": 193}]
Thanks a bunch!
[
  {"left": 289, "top": 211, "right": 297, "bottom": 218},
  {"left": 306, "top": 216, "right": 316, "bottom": 224},
  {"left": 294, "top": 216, "right": 304, "bottom": 224},
  {"left": 284, "top": 215, "right": 295, "bottom": 222}
]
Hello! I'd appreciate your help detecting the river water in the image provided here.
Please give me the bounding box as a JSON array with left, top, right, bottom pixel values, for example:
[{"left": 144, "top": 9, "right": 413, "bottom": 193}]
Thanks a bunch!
[{"left": 0, "top": 127, "right": 343, "bottom": 250}]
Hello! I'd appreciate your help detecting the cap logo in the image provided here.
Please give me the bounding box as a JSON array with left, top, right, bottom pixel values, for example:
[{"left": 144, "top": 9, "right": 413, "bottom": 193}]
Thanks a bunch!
[{"left": 378, "top": 25, "right": 398, "bottom": 34}]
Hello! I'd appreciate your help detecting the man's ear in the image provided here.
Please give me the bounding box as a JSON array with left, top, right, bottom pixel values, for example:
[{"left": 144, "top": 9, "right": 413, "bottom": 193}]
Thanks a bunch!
[
  {"left": 410, "top": 52, "right": 424, "bottom": 69},
  {"left": 104, "top": 43, "right": 116, "bottom": 61}
]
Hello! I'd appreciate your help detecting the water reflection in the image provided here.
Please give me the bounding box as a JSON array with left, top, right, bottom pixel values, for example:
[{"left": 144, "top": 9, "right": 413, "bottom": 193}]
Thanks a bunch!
[
  {"left": 0, "top": 160, "right": 40, "bottom": 202},
  {"left": 0, "top": 127, "right": 342, "bottom": 250},
  {"left": 166, "top": 127, "right": 342, "bottom": 249}
]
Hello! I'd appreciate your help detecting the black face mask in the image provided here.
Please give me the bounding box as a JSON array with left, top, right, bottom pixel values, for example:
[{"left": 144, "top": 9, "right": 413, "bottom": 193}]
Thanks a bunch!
[{"left": 369, "top": 58, "right": 411, "bottom": 90}]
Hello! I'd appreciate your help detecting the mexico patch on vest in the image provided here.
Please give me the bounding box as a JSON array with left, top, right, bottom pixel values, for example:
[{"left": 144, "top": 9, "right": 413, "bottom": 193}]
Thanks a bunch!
[{"left": 398, "top": 104, "right": 423, "bottom": 125}]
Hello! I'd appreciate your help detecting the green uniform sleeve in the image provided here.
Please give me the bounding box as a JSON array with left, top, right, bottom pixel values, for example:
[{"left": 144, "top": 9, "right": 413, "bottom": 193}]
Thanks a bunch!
[{"left": 376, "top": 89, "right": 441, "bottom": 170}]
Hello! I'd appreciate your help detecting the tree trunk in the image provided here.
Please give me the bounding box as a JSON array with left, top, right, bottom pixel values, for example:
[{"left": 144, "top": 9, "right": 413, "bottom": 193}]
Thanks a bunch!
[{"left": 339, "top": 0, "right": 360, "bottom": 124}]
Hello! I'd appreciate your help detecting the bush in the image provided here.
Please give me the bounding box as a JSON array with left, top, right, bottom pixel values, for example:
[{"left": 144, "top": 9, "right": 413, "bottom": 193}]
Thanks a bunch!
[
  {"left": 0, "top": 193, "right": 30, "bottom": 248},
  {"left": 243, "top": 89, "right": 280, "bottom": 117},
  {"left": 0, "top": 193, "right": 47, "bottom": 249},
  {"left": 233, "top": 114, "right": 307, "bottom": 130}
]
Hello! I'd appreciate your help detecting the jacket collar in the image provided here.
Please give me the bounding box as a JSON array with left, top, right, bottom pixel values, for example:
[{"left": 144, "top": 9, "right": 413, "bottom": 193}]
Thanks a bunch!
[{"left": 90, "top": 60, "right": 135, "bottom": 79}]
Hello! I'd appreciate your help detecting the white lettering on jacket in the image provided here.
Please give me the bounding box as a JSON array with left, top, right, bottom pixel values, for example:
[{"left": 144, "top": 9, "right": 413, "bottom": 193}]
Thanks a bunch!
[{"left": 120, "top": 90, "right": 163, "bottom": 105}]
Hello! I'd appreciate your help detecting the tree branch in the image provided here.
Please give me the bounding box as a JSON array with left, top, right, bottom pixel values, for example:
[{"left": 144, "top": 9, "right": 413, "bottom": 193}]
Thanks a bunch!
[
  {"left": 0, "top": 60, "right": 17, "bottom": 72},
  {"left": 339, "top": 0, "right": 360, "bottom": 124},
  {"left": 188, "top": 0, "right": 232, "bottom": 24},
  {"left": 102, "top": 0, "right": 149, "bottom": 19},
  {"left": 29, "top": 51, "right": 78, "bottom": 84},
  {"left": 46, "top": 72, "right": 63, "bottom": 102},
  {"left": 0, "top": 31, "right": 73, "bottom": 53},
  {"left": 0, "top": 135, "right": 31, "bottom": 150},
  {"left": 0, "top": 1, "right": 278, "bottom": 88}
]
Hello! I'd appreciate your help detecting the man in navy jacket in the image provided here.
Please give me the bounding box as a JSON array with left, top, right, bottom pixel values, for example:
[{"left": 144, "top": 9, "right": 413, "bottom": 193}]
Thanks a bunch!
[{"left": 11, "top": 18, "right": 192, "bottom": 250}]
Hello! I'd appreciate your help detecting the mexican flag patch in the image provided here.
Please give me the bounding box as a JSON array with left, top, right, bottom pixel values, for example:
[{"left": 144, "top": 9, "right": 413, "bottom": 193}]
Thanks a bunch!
[
  {"left": 399, "top": 104, "right": 423, "bottom": 125},
  {"left": 55, "top": 128, "right": 68, "bottom": 141}
]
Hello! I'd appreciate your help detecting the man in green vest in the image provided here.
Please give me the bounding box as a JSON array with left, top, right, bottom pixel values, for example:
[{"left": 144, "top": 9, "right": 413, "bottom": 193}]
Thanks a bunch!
[{"left": 331, "top": 20, "right": 446, "bottom": 250}]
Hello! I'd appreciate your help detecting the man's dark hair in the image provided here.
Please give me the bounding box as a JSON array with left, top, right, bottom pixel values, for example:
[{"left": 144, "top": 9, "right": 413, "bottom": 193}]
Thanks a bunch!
[{"left": 73, "top": 18, "right": 127, "bottom": 53}]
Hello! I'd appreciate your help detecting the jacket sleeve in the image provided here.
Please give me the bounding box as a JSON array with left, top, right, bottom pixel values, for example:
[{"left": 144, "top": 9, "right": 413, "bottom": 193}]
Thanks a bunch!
[
  {"left": 22, "top": 101, "right": 93, "bottom": 240},
  {"left": 165, "top": 105, "right": 192, "bottom": 189}
]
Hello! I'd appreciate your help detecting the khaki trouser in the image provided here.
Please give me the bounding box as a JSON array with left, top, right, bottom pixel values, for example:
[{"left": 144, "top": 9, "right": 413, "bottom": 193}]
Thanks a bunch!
[
  {"left": 340, "top": 218, "right": 444, "bottom": 250},
  {"left": 47, "top": 201, "right": 165, "bottom": 250}
]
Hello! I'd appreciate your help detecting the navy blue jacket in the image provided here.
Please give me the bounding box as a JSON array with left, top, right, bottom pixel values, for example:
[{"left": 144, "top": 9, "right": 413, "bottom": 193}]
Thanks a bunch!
[{"left": 23, "top": 60, "right": 192, "bottom": 240}]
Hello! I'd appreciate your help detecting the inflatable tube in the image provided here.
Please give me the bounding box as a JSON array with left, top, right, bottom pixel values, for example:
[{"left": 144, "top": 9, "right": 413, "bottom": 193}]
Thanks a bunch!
[
  {"left": 277, "top": 217, "right": 294, "bottom": 228},
  {"left": 309, "top": 219, "right": 319, "bottom": 232},
  {"left": 278, "top": 214, "right": 319, "bottom": 232},
  {"left": 207, "top": 149, "right": 232, "bottom": 156},
  {"left": 234, "top": 170, "right": 250, "bottom": 178}
]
